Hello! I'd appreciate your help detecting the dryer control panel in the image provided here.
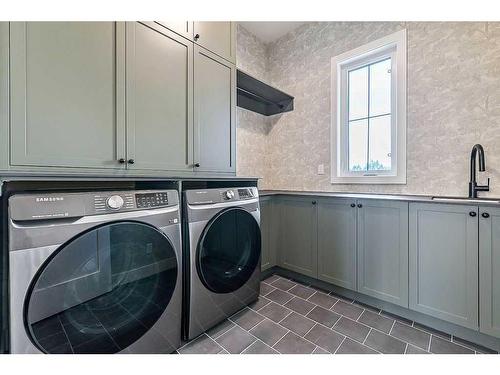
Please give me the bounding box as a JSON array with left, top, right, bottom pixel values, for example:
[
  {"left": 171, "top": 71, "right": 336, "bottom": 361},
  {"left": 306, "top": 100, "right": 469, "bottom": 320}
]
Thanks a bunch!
[{"left": 186, "top": 187, "right": 258, "bottom": 205}]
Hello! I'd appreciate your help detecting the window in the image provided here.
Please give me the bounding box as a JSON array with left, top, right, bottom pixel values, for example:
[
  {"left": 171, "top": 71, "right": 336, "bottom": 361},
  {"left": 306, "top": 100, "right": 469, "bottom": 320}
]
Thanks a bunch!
[{"left": 331, "top": 30, "right": 406, "bottom": 184}]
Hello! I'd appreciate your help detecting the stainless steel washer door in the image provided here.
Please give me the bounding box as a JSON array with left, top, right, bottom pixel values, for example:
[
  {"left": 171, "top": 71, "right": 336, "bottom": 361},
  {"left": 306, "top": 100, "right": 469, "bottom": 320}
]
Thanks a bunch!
[
  {"left": 24, "top": 221, "right": 178, "bottom": 354},
  {"left": 196, "top": 208, "right": 261, "bottom": 294}
]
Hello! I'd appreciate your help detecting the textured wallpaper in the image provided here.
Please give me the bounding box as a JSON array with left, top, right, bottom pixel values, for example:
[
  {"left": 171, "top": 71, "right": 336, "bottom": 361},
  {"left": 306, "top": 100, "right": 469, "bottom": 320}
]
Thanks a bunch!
[{"left": 237, "top": 22, "right": 500, "bottom": 197}]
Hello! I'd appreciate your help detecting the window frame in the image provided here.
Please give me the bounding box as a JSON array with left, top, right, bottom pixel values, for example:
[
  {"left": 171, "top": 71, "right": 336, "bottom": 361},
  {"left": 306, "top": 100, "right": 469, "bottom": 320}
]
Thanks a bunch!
[{"left": 331, "top": 29, "right": 407, "bottom": 184}]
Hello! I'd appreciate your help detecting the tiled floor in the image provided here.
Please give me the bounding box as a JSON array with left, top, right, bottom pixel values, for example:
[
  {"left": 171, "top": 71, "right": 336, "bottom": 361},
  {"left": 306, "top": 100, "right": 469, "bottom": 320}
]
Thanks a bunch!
[{"left": 177, "top": 274, "right": 497, "bottom": 354}]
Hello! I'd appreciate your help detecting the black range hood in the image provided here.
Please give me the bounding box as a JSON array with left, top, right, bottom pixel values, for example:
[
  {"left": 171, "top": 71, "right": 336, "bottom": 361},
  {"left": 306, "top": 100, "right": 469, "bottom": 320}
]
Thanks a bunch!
[{"left": 236, "top": 70, "right": 294, "bottom": 116}]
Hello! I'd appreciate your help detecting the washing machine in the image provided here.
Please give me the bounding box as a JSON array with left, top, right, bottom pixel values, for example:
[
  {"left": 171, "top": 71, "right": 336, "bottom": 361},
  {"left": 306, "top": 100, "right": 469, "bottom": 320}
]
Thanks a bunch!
[
  {"left": 183, "top": 186, "right": 261, "bottom": 340},
  {"left": 8, "top": 189, "right": 182, "bottom": 354}
]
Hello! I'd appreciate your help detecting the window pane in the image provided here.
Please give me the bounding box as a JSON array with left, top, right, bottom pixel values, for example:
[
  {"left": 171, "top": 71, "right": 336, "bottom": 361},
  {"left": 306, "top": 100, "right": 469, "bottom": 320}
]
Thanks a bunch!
[
  {"left": 348, "top": 119, "right": 368, "bottom": 171},
  {"left": 368, "top": 115, "right": 391, "bottom": 171},
  {"left": 369, "top": 58, "right": 391, "bottom": 117},
  {"left": 348, "top": 66, "right": 368, "bottom": 120}
]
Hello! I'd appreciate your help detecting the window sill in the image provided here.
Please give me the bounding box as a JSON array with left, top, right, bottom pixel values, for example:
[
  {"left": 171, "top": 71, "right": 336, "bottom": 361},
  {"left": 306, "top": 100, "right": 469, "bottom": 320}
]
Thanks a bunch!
[{"left": 331, "top": 175, "right": 406, "bottom": 185}]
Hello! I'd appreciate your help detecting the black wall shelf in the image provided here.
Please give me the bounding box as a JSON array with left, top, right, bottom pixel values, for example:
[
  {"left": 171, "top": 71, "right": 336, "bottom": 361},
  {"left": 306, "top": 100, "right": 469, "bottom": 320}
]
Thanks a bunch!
[{"left": 236, "top": 70, "right": 294, "bottom": 116}]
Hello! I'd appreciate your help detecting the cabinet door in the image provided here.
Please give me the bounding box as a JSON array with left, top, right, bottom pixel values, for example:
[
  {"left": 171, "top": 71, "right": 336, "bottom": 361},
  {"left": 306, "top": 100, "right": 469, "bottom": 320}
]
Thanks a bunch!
[
  {"left": 194, "top": 46, "right": 236, "bottom": 173},
  {"left": 125, "top": 22, "right": 193, "bottom": 172},
  {"left": 278, "top": 198, "right": 317, "bottom": 278},
  {"left": 260, "top": 197, "right": 276, "bottom": 271},
  {"left": 193, "top": 22, "right": 236, "bottom": 63},
  {"left": 10, "top": 22, "right": 126, "bottom": 169},
  {"left": 155, "top": 21, "right": 192, "bottom": 40},
  {"left": 317, "top": 198, "right": 357, "bottom": 290},
  {"left": 409, "top": 203, "right": 478, "bottom": 329},
  {"left": 479, "top": 206, "right": 500, "bottom": 338},
  {"left": 357, "top": 200, "right": 408, "bottom": 307}
]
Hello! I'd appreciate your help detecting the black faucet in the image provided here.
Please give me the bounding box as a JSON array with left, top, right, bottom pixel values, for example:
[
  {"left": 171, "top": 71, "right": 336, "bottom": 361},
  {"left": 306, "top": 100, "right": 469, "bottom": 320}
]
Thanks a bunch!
[{"left": 469, "top": 144, "right": 490, "bottom": 198}]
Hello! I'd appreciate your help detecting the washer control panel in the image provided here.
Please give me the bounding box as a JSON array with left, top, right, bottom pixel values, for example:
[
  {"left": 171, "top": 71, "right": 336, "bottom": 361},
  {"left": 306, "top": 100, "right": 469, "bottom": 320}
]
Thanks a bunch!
[{"left": 136, "top": 192, "right": 169, "bottom": 208}]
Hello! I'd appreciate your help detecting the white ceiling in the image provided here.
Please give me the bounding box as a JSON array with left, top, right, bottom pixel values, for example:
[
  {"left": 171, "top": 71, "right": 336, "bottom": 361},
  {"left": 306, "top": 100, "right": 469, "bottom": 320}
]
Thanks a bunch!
[{"left": 238, "top": 22, "right": 306, "bottom": 44}]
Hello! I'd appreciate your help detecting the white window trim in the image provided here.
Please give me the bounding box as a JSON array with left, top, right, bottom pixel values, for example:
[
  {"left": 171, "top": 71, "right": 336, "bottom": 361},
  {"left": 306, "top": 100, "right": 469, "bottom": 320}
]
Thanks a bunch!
[{"left": 331, "top": 29, "right": 407, "bottom": 184}]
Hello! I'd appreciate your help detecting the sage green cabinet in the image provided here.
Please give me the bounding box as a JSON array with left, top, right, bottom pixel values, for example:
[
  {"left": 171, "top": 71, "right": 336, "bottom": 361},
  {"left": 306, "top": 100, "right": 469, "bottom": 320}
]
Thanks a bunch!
[
  {"left": 194, "top": 46, "right": 236, "bottom": 173},
  {"left": 409, "top": 203, "right": 478, "bottom": 330},
  {"left": 193, "top": 22, "right": 236, "bottom": 63},
  {"left": 357, "top": 200, "right": 409, "bottom": 307},
  {"left": 479, "top": 206, "right": 500, "bottom": 338},
  {"left": 9, "top": 22, "right": 125, "bottom": 169},
  {"left": 317, "top": 198, "right": 357, "bottom": 289},
  {"left": 260, "top": 196, "right": 277, "bottom": 271},
  {"left": 277, "top": 197, "right": 318, "bottom": 278},
  {"left": 125, "top": 22, "right": 193, "bottom": 172}
]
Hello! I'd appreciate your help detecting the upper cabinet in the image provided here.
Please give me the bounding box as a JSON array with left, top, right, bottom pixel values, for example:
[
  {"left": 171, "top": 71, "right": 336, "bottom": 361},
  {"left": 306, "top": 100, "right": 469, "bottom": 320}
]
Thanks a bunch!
[
  {"left": 9, "top": 22, "right": 126, "bottom": 169},
  {"left": 125, "top": 22, "right": 193, "bottom": 172},
  {"left": 155, "top": 21, "right": 192, "bottom": 40},
  {"left": 194, "top": 46, "right": 236, "bottom": 173},
  {"left": 193, "top": 22, "right": 236, "bottom": 63}
]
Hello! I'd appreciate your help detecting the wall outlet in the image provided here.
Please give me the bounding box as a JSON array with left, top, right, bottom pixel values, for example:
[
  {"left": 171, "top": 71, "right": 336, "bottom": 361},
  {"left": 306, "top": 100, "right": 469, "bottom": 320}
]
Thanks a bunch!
[{"left": 317, "top": 164, "right": 325, "bottom": 175}]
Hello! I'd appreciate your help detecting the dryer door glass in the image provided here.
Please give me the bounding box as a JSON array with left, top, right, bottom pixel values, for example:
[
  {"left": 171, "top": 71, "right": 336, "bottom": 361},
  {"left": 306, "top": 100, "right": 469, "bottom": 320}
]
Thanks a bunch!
[
  {"left": 24, "top": 221, "right": 178, "bottom": 354},
  {"left": 197, "top": 208, "right": 261, "bottom": 293}
]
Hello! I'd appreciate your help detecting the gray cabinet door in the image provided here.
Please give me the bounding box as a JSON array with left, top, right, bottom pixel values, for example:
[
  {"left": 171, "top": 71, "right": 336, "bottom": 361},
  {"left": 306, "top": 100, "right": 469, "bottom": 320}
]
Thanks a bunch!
[
  {"left": 194, "top": 46, "right": 236, "bottom": 173},
  {"left": 10, "top": 22, "right": 126, "bottom": 169},
  {"left": 155, "top": 21, "right": 192, "bottom": 40},
  {"left": 317, "top": 198, "right": 357, "bottom": 290},
  {"left": 125, "top": 22, "right": 193, "bottom": 172},
  {"left": 409, "top": 203, "right": 478, "bottom": 329},
  {"left": 357, "top": 200, "right": 409, "bottom": 307},
  {"left": 193, "top": 22, "right": 236, "bottom": 63},
  {"left": 479, "top": 206, "right": 500, "bottom": 338},
  {"left": 260, "top": 196, "right": 276, "bottom": 271},
  {"left": 277, "top": 197, "right": 317, "bottom": 278}
]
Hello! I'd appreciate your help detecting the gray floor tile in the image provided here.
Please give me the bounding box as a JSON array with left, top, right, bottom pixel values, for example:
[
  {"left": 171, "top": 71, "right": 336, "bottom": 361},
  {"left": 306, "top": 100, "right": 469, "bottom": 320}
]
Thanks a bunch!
[
  {"left": 249, "top": 295, "right": 272, "bottom": 311},
  {"left": 258, "top": 301, "right": 292, "bottom": 322},
  {"left": 215, "top": 325, "right": 256, "bottom": 354},
  {"left": 429, "top": 336, "right": 474, "bottom": 354},
  {"left": 307, "top": 306, "right": 341, "bottom": 327},
  {"left": 242, "top": 340, "right": 279, "bottom": 354},
  {"left": 263, "top": 274, "right": 281, "bottom": 284},
  {"left": 333, "top": 316, "right": 370, "bottom": 343},
  {"left": 280, "top": 312, "right": 316, "bottom": 336},
  {"left": 304, "top": 324, "right": 345, "bottom": 353},
  {"left": 273, "top": 332, "right": 316, "bottom": 354},
  {"left": 178, "top": 334, "right": 223, "bottom": 354},
  {"left": 452, "top": 336, "right": 498, "bottom": 354},
  {"left": 309, "top": 284, "right": 332, "bottom": 294},
  {"left": 284, "top": 297, "right": 315, "bottom": 315},
  {"left": 230, "top": 307, "right": 265, "bottom": 330},
  {"left": 249, "top": 318, "right": 288, "bottom": 346},
  {"left": 266, "top": 288, "right": 295, "bottom": 305},
  {"left": 380, "top": 310, "right": 413, "bottom": 326},
  {"left": 289, "top": 284, "right": 316, "bottom": 299},
  {"left": 260, "top": 282, "right": 276, "bottom": 296},
  {"left": 406, "top": 344, "right": 429, "bottom": 354},
  {"left": 357, "top": 310, "right": 394, "bottom": 334},
  {"left": 206, "top": 319, "right": 235, "bottom": 339},
  {"left": 412, "top": 322, "right": 451, "bottom": 340},
  {"left": 329, "top": 291, "right": 354, "bottom": 303},
  {"left": 271, "top": 278, "right": 296, "bottom": 291},
  {"left": 331, "top": 300, "right": 363, "bottom": 320},
  {"left": 364, "top": 329, "right": 406, "bottom": 354},
  {"left": 312, "top": 346, "right": 330, "bottom": 354},
  {"left": 390, "top": 321, "right": 430, "bottom": 350},
  {"left": 352, "top": 300, "right": 381, "bottom": 313},
  {"left": 336, "top": 338, "right": 378, "bottom": 354},
  {"left": 308, "top": 292, "right": 338, "bottom": 309}
]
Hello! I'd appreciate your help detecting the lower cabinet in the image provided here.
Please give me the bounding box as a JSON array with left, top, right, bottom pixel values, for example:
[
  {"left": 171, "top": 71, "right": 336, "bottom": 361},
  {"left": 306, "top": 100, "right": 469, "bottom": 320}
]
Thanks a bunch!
[
  {"left": 409, "top": 203, "right": 479, "bottom": 330},
  {"left": 260, "top": 196, "right": 277, "bottom": 271},
  {"left": 357, "top": 199, "right": 409, "bottom": 307},
  {"left": 317, "top": 198, "right": 357, "bottom": 290},
  {"left": 479, "top": 206, "right": 500, "bottom": 338},
  {"left": 277, "top": 197, "right": 318, "bottom": 278}
]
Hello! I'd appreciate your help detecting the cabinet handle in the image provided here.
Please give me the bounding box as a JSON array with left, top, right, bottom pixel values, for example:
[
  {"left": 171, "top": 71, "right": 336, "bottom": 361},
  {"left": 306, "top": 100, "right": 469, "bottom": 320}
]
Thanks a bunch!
[
  {"left": 312, "top": 201, "right": 317, "bottom": 205},
  {"left": 469, "top": 211, "right": 477, "bottom": 217},
  {"left": 482, "top": 212, "right": 490, "bottom": 218},
  {"left": 194, "top": 162, "right": 200, "bottom": 168},
  {"left": 194, "top": 33, "right": 200, "bottom": 41},
  {"left": 118, "top": 158, "right": 126, "bottom": 164},
  {"left": 128, "top": 159, "right": 135, "bottom": 164},
  {"left": 357, "top": 203, "right": 363, "bottom": 208},
  {"left": 350, "top": 203, "right": 356, "bottom": 208}
]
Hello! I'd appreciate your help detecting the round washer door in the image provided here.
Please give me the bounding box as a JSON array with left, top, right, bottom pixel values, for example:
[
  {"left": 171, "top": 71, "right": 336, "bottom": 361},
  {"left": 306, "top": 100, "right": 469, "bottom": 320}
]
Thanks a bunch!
[
  {"left": 197, "top": 208, "right": 261, "bottom": 294},
  {"left": 24, "top": 221, "right": 178, "bottom": 354}
]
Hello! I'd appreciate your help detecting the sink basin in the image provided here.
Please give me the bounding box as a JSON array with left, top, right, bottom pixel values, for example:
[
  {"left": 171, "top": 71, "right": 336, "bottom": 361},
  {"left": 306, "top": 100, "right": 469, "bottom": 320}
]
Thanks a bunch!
[{"left": 431, "top": 196, "right": 500, "bottom": 204}]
